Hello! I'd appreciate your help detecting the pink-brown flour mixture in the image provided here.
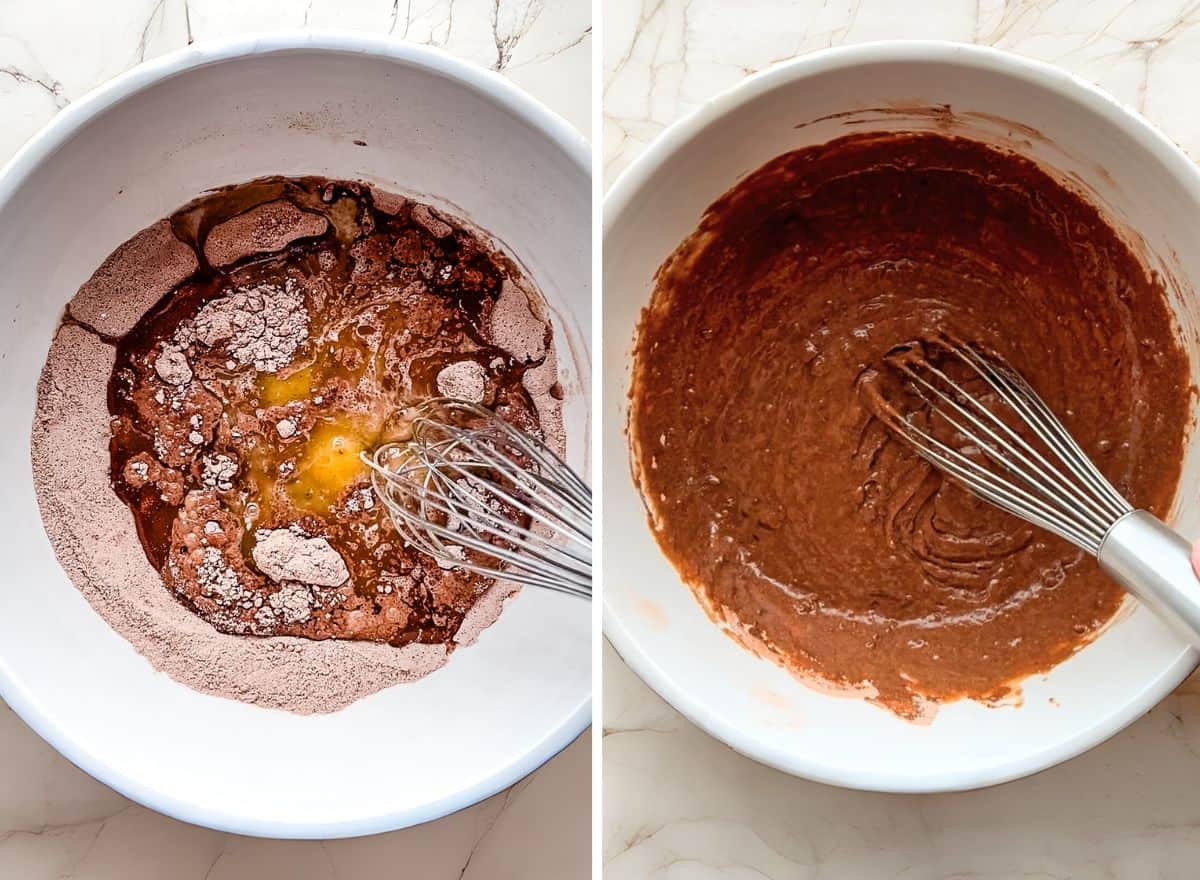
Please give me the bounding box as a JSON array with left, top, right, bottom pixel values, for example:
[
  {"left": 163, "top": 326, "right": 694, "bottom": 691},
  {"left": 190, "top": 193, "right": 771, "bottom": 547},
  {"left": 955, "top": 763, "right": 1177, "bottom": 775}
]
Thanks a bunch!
[{"left": 32, "top": 176, "right": 563, "bottom": 712}]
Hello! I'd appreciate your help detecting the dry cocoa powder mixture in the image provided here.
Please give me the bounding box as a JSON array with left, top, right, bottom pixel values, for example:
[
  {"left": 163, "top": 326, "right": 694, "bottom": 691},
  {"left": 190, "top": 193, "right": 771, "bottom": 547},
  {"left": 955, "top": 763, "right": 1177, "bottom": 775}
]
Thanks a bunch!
[{"left": 32, "top": 176, "right": 563, "bottom": 713}]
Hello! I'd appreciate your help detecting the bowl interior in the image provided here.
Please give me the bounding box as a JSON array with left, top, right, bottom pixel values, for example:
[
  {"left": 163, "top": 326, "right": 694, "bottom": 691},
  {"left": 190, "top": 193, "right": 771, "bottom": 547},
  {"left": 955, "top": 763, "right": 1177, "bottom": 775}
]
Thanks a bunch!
[
  {"left": 603, "top": 43, "right": 1199, "bottom": 792},
  {"left": 0, "top": 40, "right": 590, "bottom": 835}
]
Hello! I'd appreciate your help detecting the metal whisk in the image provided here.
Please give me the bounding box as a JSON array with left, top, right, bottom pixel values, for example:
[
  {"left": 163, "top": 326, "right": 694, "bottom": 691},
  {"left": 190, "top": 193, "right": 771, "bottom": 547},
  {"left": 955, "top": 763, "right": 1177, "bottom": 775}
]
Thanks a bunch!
[
  {"left": 362, "top": 399, "right": 591, "bottom": 599},
  {"left": 881, "top": 337, "right": 1200, "bottom": 648}
]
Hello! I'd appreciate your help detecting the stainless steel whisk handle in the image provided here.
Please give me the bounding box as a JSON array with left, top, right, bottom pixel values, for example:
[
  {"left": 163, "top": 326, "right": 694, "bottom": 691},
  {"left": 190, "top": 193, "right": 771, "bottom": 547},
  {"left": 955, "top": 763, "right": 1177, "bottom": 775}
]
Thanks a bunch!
[{"left": 1099, "top": 510, "right": 1200, "bottom": 651}]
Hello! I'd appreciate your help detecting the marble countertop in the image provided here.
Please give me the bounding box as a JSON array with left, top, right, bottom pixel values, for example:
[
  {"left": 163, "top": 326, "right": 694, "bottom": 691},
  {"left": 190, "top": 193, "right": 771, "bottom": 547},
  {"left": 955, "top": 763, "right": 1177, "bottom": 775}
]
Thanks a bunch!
[
  {"left": 603, "top": 1, "right": 1200, "bottom": 877},
  {"left": 0, "top": 1, "right": 590, "bottom": 878}
]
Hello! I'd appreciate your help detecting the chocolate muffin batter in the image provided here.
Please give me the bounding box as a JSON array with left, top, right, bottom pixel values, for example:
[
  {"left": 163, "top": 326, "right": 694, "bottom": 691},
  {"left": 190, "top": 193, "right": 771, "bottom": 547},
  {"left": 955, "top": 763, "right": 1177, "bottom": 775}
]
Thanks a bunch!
[
  {"left": 630, "top": 132, "right": 1192, "bottom": 720},
  {"left": 98, "top": 177, "right": 558, "bottom": 648}
]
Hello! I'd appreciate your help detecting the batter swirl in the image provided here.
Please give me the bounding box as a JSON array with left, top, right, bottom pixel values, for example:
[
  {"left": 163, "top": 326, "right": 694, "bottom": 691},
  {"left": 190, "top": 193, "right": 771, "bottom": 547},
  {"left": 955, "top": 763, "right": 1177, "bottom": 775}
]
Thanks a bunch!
[{"left": 629, "top": 132, "right": 1191, "bottom": 719}]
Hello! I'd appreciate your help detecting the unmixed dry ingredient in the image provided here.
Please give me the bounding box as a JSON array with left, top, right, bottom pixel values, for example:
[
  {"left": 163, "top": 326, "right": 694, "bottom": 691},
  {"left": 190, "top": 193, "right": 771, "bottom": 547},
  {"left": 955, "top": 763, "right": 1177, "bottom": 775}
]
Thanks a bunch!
[
  {"left": 630, "top": 131, "right": 1192, "bottom": 721},
  {"left": 32, "top": 176, "right": 564, "bottom": 713}
]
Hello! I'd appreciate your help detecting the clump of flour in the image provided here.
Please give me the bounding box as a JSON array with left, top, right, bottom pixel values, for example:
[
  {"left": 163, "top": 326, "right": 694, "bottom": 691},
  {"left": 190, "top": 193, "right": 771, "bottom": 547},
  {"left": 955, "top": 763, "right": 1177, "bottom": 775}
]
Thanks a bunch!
[
  {"left": 411, "top": 204, "right": 454, "bottom": 238},
  {"left": 179, "top": 280, "right": 308, "bottom": 373},
  {"left": 204, "top": 199, "right": 329, "bottom": 268},
  {"left": 154, "top": 345, "right": 192, "bottom": 385},
  {"left": 252, "top": 527, "right": 350, "bottom": 587},
  {"left": 436, "top": 360, "right": 488, "bottom": 403},
  {"left": 489, "top": 279, "right": 548, "bottom": 362}
]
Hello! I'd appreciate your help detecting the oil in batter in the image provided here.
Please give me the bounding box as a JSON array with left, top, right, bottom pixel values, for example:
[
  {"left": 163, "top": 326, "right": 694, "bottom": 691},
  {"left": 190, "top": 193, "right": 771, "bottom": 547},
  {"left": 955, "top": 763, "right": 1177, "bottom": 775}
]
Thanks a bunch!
[{"left": 104, "top": 177, "right": 556, "bottom": 648}]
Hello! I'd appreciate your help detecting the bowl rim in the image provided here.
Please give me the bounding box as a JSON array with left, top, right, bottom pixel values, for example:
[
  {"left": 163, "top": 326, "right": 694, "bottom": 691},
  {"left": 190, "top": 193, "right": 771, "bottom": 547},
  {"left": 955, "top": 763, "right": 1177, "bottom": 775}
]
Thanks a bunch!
[
  {"left": 602, "top": 38, "right": 1200, "bottom": 793},
  {"left": 0, "top": 29, "right": 591, "bottom": 838}
]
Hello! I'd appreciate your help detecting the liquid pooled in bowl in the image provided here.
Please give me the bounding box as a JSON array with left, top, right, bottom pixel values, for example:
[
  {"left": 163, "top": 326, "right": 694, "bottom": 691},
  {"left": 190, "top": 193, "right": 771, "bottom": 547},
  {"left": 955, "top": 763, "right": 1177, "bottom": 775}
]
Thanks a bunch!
[
  {"left": 629, "top": 131, "right": 1192, "bottom": 720},
  {"left": 100, "top": 177, "right": 562, "bottom": 647}
]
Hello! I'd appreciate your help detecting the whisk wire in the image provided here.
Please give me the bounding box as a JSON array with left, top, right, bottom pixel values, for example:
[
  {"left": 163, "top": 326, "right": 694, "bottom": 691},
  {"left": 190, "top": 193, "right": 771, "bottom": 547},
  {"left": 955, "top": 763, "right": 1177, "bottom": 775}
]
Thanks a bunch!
[
  {"left": 364, "top": 399, "right": 592, "bottom": 599},
  {"left": 419, "top": 482, "right": 592, "bottom": 576},
  {"left": 416, "top": 414, "right": 588, "bottom": 515},
  {"left": 959, "top": 348, "right": 1131, "bottom": 520},
  {"left": 372, "top": 475, "right": 592, "bottom": 597},
  {"left": 903, "top": 380, "right": 1109, "bottom": 550},
  {"left": 882, "top": 337, "right": 1200, "bottom": 652},
  {"left": 903, "top": 421, "right": 1107, "bottom": 553},
  {"left": 421, "top": 407, "right": 592, "bottom": 510},
  {"left": 381, "top": 462, "right": 590, "bottom": 572},
  {"left": 888, "top": 339, "right": 1130, "bottom": 556},
  {"left": 386, "top": 463, "right": 590, "bottom": 573},
  {"left": 393, "top": 506, "right": 590, "bottom": 587},
  {"left": 421, "top": 451, "right": 591, "bottom": 555},
  {"left": 899, "top": 357, "right": 1116, "bottom": 535},
  {"left": 415, "top": 431, "right": 591, "bottom": 544}
]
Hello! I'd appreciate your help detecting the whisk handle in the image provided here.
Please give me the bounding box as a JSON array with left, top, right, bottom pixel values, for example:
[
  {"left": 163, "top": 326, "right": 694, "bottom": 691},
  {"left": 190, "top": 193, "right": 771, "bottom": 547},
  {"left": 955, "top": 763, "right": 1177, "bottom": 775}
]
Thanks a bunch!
[{"left": 1099, "top": 510, "right": 1200, "bottom": 651}]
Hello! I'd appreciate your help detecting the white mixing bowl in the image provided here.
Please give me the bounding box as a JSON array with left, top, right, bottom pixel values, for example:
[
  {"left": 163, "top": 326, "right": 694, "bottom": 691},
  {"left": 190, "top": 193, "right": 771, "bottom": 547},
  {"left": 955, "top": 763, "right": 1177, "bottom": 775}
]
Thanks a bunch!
[
  {"left": 604, "top": 41, "right": 1200, "bottom": 792},
  {"left": 0, "top": 33, "right": 590, "bottom": 836}
]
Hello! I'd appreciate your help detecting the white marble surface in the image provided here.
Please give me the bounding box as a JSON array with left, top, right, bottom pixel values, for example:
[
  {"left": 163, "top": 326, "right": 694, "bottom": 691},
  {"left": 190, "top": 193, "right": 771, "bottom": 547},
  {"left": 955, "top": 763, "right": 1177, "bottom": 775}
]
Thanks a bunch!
[
  {"left": 604, "top": 0, "right": 1200, "bottom": 185},
  {"left": 606, "top": 643, "right": 1200, "bottom": 879},
  {"left": 0, "top": 1, "right": 590, "bottom": 877},
  {"left": 603, "top": 1, "right": 1200, "bottom": 877}
]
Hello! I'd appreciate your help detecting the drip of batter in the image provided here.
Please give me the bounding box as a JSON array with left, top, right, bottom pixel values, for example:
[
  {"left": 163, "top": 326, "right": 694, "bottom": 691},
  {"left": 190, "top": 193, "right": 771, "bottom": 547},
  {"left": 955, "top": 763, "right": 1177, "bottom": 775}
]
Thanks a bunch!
[
  {"left": 101, "top": 177, "right": 558, "bottom": 648},
  {"left": 630, "top": 132, "right": 1191, "bottom": 720}
]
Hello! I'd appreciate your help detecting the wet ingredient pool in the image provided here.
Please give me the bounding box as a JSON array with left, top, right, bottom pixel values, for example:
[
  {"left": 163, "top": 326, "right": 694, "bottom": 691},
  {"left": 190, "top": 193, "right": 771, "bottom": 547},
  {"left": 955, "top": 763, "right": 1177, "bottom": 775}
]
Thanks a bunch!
[{"left": 105, "top": 176, "right": 555, "bottom": 647}]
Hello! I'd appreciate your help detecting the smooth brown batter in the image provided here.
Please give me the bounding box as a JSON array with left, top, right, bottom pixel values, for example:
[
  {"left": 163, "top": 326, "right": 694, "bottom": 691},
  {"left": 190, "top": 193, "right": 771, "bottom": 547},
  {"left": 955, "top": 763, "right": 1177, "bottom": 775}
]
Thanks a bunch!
[
  {"left": 99, "top": 177, "right": 557, "bottom": 649},
  {"left": 630, "top": 132, "right": 1192, "bottom": 720}
]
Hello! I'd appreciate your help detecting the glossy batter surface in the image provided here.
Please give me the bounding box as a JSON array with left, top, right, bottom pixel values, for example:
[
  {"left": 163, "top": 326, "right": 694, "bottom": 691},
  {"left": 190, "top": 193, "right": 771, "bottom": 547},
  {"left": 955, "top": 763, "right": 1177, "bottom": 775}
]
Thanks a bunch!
[{"left": 629, "top": 132, "right": 1191, "bottom": 719}]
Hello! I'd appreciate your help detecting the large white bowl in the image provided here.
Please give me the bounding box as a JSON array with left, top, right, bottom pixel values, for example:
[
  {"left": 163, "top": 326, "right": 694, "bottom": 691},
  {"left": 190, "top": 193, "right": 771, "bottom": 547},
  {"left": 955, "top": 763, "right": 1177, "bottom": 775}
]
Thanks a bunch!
[
  {"left": 604, "top": 41, "right": 1200, "bottom": 792},
  {"left": 0, "top": 32, "right": 590, "bottom": 836}
]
